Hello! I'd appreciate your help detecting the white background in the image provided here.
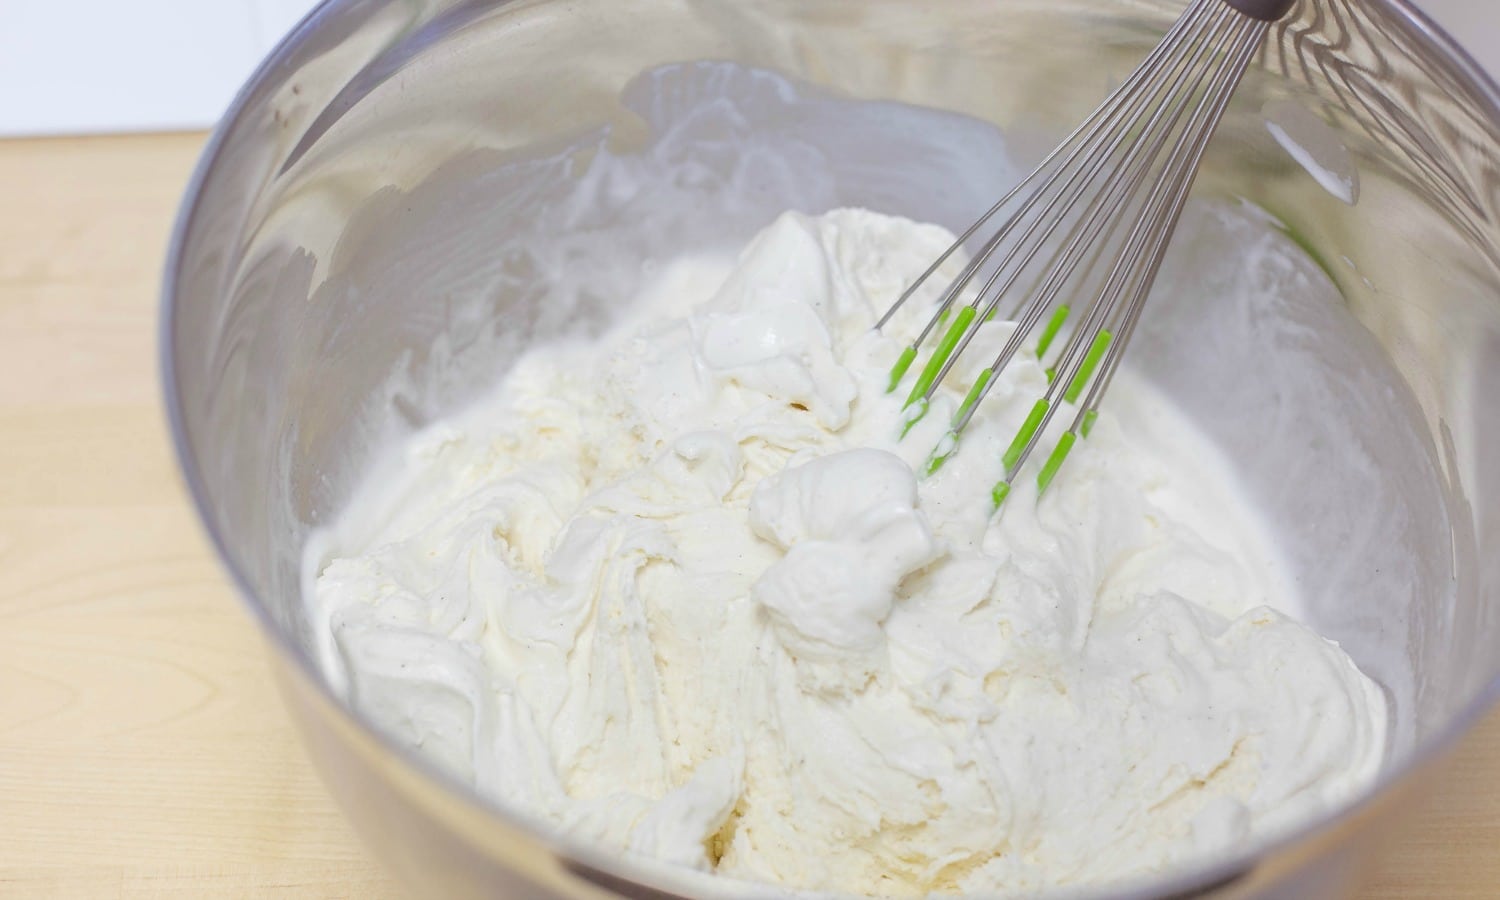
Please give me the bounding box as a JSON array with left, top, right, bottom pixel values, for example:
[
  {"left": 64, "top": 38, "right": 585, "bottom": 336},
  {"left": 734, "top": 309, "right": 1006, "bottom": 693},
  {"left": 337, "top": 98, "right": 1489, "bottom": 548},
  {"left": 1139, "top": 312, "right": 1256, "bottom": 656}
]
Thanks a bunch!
[
  {"left": 0, "top": 0, "right": 317, "bottom": 135},
  {"left": 0, "top": 0, "right": 1492, "bottom": 137}
]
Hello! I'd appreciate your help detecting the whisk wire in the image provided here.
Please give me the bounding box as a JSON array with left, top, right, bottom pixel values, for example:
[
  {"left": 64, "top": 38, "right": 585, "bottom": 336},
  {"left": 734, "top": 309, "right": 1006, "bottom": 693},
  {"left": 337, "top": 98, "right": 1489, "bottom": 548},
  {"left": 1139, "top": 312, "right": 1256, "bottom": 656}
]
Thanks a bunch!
[
  {"left": 1067, "top": 21, "right": 1270, "bottom": 433},
  {"left": 1007, "top": 16, "right": 1270, "bottom": 502},
  {"left": 895, "top": 0, "right": 1237, "bottom": 423},
  {"left": 874, "top": 0, "right": 1287, "bottom": 508},
  {"left": 872, "top": 0, "right": 1216, "bottom": 337},
  {"left": 923, "top": 2, "right": 1245, "bottom": 422}
]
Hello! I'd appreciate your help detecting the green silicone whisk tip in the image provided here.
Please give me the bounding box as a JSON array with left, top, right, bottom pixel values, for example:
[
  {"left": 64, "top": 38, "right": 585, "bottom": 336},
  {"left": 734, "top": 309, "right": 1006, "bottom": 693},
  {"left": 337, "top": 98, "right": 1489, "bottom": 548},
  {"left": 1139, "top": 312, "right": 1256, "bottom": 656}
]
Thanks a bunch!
[
  {"left": 1037, "top": 431, "right": 1077, "bottom": 495},
  {"left": 887, "top": 346, "right": 918, "bottom": 393},
  {"left": 924, "top": 431, "right": 960, "bottom": 476},
  {"left": 899, "top": 397, "right": 930, "bottom": 439},
  {"left": 1001, "top": 398, "right": 1050, "bottom": 472},
  {"left": 1036, "top": 305, "right": 1071, "bottom": 358}
]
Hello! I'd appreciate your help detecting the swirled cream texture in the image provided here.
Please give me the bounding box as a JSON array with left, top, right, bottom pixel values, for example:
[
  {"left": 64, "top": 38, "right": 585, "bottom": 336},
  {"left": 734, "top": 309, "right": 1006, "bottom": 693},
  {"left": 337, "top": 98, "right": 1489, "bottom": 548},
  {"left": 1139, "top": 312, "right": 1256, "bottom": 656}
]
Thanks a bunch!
[{"left": 309, "top": 208, "right": 1386, "bottom": 896}]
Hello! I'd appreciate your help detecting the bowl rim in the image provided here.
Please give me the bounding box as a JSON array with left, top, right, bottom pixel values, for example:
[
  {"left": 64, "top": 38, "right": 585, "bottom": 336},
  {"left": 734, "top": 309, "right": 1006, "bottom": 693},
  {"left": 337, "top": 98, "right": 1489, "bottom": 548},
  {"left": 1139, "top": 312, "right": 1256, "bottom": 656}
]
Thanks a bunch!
[{"left": 159, "top": 0, "right": 1500, "bottom": 897}]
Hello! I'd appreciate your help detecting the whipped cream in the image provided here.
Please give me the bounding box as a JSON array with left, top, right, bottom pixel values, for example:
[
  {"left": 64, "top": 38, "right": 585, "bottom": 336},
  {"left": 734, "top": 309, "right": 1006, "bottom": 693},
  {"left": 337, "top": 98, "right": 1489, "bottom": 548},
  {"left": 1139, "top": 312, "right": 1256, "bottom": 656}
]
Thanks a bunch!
[{"left": 308, "top": 208, "right": 1387, "bottom": 896}]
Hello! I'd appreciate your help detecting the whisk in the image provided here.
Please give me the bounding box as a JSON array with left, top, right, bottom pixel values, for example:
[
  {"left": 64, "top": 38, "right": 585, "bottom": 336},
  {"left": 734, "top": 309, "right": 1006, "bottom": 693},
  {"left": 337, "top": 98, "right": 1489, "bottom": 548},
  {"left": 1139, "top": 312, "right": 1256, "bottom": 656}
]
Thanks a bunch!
[{"left": 879, "top": 0, "right": 1295, "bottom": 509}]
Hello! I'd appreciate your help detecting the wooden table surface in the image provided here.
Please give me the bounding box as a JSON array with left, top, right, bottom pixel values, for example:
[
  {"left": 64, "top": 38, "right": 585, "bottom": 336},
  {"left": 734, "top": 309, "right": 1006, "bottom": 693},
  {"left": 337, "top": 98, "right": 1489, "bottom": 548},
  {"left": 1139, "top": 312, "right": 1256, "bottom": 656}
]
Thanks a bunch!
[{"left": 0, "top": 132, "right": 1495, "bottom": 899}]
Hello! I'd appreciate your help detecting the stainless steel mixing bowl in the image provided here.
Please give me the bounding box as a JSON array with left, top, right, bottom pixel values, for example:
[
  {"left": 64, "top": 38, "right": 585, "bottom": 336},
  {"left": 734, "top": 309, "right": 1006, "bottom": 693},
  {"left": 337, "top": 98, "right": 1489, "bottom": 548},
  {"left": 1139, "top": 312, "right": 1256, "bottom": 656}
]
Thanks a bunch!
[{"left": 161, "top": 0, "right": 1500, "bottom": 897}]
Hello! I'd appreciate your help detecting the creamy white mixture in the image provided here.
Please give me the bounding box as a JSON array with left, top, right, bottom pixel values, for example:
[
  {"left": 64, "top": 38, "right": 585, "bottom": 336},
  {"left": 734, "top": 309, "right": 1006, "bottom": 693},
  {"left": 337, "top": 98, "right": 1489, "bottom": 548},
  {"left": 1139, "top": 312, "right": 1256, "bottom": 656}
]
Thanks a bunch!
[{"left": 309, "top": 208, "right": 1386, "bottom": 896}]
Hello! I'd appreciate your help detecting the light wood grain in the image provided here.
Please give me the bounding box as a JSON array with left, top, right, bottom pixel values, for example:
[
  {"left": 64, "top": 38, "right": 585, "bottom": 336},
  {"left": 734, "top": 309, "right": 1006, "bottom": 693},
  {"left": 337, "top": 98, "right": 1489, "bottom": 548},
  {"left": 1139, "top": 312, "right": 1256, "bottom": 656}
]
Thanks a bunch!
[
  {"left": 0, "top": 133, "right": 398, "bottom": 900},
  {"left": 0, "top": 132, "right": 1494, "bottom": 899}
]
